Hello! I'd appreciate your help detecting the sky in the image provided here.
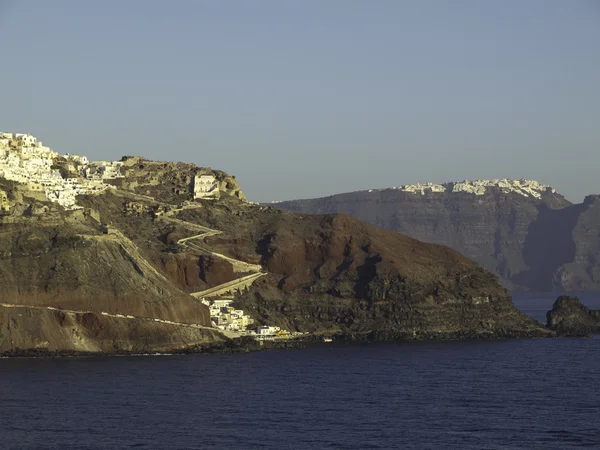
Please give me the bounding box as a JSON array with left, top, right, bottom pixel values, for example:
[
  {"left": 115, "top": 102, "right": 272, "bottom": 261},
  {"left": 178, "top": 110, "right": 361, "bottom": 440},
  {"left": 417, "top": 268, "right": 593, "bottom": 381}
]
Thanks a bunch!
[{"left": 0, "top": 1, "right": 598, "bottom": 203}]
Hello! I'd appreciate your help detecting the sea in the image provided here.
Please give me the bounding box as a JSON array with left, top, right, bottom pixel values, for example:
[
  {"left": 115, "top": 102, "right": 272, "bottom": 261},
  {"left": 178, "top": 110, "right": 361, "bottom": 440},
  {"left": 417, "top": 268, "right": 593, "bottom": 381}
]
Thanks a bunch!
[{"left": 1, "top": 293, "right": 599, "bottom": 450}]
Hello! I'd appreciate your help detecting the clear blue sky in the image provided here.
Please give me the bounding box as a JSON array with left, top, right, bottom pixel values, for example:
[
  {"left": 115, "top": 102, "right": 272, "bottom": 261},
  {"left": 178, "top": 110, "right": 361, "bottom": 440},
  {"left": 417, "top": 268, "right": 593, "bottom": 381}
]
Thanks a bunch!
[{"left": 1, "top": 0, "right": 598, "bottom": 202}]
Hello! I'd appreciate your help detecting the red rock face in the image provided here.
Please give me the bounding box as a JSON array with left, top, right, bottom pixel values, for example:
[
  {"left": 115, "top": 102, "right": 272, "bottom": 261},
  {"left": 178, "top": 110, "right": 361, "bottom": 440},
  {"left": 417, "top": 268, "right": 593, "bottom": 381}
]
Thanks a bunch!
[
  {"left": 158, "top": 254, "right": 236, "bottom": 292},
  {"left": 260, "top": 214, "right": 476, "bottom": 292},
  {"left": 0, "top": 168, "right": 553, "bottom": 355},
  {"left": 199, "top": 256, "right": 235, "bottom": 287},
  {"left": 159, "top": 255, "right": 202, "bottom": 290},
  {"left": 273, "top": 187, "right": 600, "bottom": 292},
  {"left": 182, "top": 206, "right": 544, "bottom": 337}
]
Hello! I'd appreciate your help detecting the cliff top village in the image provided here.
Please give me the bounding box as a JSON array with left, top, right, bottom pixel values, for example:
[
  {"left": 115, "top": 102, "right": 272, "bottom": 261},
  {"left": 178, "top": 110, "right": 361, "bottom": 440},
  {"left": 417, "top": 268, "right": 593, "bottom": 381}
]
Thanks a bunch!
[{"left": 0, "top": 132, "right": 221, "bottom": 210}]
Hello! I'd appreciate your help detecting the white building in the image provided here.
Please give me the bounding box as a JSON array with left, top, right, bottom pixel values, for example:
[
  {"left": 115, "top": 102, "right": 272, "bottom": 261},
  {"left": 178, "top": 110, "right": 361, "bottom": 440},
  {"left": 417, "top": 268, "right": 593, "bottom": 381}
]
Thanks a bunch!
[
  {"left": 212, "top": 299, "right": 233, "bottom": 309},
  {"left": 230, "top": 309, "right": 244, "bottom": 319},
  {"left": 83, "top": 161, "right": 124, "bottom": 180},
  {"left": 193, "top": 174, "right": 218, "bottom": 199},
  {"left": 0, "top": 132, "right": 125, "bottom": 210},
  {"left": 257, "top": 326, "right": 281, "bottom": 336},
  {"left": 65, "top": 153, "right": 89, "bottom": 165}
]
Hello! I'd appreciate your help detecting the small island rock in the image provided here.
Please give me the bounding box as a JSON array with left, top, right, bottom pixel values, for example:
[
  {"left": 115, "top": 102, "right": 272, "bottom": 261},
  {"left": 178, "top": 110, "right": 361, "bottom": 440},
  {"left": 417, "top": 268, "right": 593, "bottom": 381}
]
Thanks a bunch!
[{"left": 546, "top": 296, "right": 600, "bottom": 337}]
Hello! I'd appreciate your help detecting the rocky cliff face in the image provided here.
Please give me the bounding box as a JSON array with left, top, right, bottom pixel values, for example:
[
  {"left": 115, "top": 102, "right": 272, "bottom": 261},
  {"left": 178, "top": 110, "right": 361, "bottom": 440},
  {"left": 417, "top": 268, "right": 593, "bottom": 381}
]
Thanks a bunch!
[
  {"left": 0, "top": 305, "right": 224, "bottom": 355},
  {"left": 551, "top": 196, "right": 600, "bottom": 290},
  {"left": 546, "top": 296, "right": 600, "bottom": 336},
  {"left": 274, "top": 181, "right": 600, "bottom": 292},
  {"left": 0, "top": 162, "right": 551, "bottom": 355},
  {"left": 117, "top": 157, "right": 246, "bottom": 203},
  {"left": 0, "top": 200, "right": 224, "bottom": 354},
  {"left": 176, "top": 202, "right": 548, "bottom": 339}
]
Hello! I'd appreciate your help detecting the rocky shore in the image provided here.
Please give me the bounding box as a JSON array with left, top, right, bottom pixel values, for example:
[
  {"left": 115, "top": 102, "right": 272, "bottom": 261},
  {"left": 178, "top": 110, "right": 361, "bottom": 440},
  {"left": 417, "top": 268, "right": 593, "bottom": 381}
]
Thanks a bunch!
[
  {"left": 7, "top": 292, "right": 600, "bottom": 358},
  {"left": 0, "top": 336, "right": 307, "bottom": 358},
  {"left": 2, "top": 323, "right": 558, "bottom": 359}
]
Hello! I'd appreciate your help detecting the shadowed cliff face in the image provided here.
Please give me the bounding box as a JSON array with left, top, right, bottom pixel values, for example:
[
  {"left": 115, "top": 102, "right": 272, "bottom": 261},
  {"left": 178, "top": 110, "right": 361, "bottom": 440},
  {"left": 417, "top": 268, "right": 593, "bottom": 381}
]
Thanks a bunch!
[
  {"left": 274, "top": 188, "right": 600, "bottom": 292},
  {"left": 552, "top": 196, "right": 600, "bottom": 290},
  {"left": 0, "top": 167, "right": 553, "bottom": 355},
  {"left": 514, "top": 203, "right": 586, "bottom": 291},
  {"left": 177, "top": 205, "right": 547, "bottom": 337}
]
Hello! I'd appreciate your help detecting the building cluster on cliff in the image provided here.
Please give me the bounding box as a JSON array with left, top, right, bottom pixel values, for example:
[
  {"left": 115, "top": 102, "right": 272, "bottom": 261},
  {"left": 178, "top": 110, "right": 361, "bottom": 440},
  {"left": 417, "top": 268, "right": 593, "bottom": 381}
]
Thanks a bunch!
[
  {"left": 0, "top": 132, "right": 223, "bottom": 212},
  {"left": 364, "top": 179, "right": 556, "bottom": 198},
  {"left": 0, "top": 132, "right": 125, "bottom": 210}
]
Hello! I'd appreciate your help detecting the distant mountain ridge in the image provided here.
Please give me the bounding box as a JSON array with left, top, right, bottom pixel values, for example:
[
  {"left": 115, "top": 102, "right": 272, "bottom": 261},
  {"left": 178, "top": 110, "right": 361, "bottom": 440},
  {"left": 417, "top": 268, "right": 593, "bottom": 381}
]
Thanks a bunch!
[{"left": 273, "top": 179, "right": 600, "bottom": 292}]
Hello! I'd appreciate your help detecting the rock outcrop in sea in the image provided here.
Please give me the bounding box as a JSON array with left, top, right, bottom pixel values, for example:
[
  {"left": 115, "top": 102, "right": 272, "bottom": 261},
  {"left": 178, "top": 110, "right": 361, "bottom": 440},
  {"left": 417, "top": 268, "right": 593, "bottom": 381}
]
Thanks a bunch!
[{"left": 546, "top": 296, "right": 600, "bottom": 337}]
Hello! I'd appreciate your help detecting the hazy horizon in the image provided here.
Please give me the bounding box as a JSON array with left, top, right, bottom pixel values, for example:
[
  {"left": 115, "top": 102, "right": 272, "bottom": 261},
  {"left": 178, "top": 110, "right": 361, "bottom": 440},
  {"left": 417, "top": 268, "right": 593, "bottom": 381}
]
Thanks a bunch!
[{"left": 1, "top": 1, "right": 598, "bottom": 203}]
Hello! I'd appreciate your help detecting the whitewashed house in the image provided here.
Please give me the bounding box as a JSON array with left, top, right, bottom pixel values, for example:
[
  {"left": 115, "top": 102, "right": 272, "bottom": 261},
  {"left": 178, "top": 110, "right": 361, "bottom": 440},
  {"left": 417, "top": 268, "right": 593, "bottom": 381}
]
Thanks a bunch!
[{"left": 193, "top": 174, "right": 218, "bottom": 199}]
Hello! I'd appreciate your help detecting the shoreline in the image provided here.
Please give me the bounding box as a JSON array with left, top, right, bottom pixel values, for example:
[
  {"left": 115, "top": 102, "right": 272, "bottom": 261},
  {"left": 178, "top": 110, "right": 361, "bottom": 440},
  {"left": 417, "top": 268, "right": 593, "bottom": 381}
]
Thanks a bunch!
[{"left": 1, "top": 327, "right": 578, "bottom": 359}]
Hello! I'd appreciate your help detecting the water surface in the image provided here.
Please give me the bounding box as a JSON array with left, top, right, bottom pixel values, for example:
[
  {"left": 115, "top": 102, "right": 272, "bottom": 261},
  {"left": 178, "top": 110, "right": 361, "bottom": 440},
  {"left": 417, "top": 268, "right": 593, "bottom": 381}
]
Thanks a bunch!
[{"left": 1, "top": 293, "right": 599, "bottom": 449}]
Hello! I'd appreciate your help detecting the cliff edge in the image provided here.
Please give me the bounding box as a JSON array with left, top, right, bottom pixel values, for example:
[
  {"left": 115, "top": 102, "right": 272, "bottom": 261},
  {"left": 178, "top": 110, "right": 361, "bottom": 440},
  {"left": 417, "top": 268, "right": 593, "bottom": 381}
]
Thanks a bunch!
[
  {"left": 273, "top": 179, "right": 600, "bottom": 291},
  {"left": 0, "top": 135, "right": 551, "bottom": 354}
]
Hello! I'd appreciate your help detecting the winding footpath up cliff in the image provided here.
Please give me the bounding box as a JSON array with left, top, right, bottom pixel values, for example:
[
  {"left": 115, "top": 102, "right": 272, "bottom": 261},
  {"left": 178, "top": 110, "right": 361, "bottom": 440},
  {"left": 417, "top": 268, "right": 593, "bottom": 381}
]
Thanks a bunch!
[
  {"left": 158, "top": 213, "right": 267, "bottom": 298},
  {"left": 0, "top": 134, "right": 558, "bottom": 355},
  {"left": 0, "top": 193, "right": 271, "bottom": 353}
]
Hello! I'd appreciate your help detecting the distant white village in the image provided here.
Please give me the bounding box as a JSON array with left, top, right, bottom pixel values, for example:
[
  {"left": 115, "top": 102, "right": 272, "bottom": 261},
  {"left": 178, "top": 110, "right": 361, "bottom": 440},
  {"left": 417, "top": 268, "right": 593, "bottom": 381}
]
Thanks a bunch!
[
  {"left": 366, "top": 179, "right": 555, "bottom": 199},
  {"left": 0, "top": 132, "right": 221, "bottom": 210},
  {"left": 270, "top": 179, "right": 556, "bottom": 205}
]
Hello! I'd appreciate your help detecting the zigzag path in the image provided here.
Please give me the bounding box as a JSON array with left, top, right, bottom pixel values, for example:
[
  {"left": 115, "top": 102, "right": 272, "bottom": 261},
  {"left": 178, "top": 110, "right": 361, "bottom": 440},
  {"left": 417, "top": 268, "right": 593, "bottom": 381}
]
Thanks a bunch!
[
  {"left": 3, "top": 197, "right": 266, "bottom": 339},
  {"left": 156, "top": 207, "right": 266, "bottom": 298}
]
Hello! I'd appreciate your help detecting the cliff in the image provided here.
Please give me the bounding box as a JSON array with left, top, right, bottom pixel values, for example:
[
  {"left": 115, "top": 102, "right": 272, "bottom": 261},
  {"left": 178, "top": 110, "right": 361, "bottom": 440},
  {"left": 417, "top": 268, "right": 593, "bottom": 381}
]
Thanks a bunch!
[
  {"left": 0, "top": 139, "right": 551, "bottom": 355},
  {"left": 0, "top": 201, "right": 225, "bottom": 354},
  {"left": 546, "top": 296, "right": 600, "bottom": 336},
  {"left": 274, "top": 180, "right": 600, "bottom": 291},
  {"left": 182, "top": 206, "right": 548, "bottom": 339},
  {"left": 0, "top": 305, "right": 224, "bottom": 355}
]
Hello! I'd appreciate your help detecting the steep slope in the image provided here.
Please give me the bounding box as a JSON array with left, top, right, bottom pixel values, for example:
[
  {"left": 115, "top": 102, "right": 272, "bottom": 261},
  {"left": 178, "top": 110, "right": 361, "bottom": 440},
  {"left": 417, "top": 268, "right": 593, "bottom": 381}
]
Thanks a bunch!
[
  {"left": 175, "top": 201, "right": 548, "bottom": 338},
  {"left": 550, "top": 196, "right": 600, "bottom": 290},
  {"left": 0, "top": 208, "right": 227, "bottom": 354},
  {"left": 0, "top": 221, "right": 211, "bottom": 324},
  {"left": 0, "top": 139, "right": 553, "bottom": 354},
  {"left": 0, "top": 305, "right": 223, "bottom": 355},
  {"left": 273, "top": 180, "right": 600, "bottom": 291}
]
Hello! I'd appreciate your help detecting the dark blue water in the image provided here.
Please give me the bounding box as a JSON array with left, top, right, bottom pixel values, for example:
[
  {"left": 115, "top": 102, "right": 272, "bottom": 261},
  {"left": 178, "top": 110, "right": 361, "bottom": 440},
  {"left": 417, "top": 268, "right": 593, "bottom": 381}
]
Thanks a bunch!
[{"left": 1, "top": 294, "right": 600, "bottom": 450}]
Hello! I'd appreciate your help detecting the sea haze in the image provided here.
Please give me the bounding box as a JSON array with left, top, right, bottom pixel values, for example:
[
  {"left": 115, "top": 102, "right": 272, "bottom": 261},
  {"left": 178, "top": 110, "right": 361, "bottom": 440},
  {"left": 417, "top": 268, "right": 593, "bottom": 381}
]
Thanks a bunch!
[{"left": 1, "top": 293, "right": 599, "bottom": 450}]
